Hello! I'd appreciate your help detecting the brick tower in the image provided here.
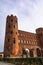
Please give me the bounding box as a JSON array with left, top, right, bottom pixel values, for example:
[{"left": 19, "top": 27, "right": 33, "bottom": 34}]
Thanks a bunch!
[
  {"left": 36, "top": 28, "right": 43, "bottom": 49},
  {"left": 4, "top": 15, "right": 19, "bottom": 57}
]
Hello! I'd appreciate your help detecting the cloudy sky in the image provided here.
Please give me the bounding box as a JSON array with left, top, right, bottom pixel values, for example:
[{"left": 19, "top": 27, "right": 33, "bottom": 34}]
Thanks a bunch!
[{"left": 0, "top": 0, "right": 43, "bottom": 52}]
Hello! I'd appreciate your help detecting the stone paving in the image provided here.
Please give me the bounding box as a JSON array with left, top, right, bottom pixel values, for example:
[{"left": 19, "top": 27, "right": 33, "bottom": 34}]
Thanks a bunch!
[{"left": 0, "top": 62, "right": 14, "bottom": 65}]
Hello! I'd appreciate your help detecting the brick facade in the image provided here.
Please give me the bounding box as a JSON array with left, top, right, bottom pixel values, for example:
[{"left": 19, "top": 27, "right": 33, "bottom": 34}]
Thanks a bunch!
[{"left": 4, "top": 15, "right": 43, "bottom": 57}]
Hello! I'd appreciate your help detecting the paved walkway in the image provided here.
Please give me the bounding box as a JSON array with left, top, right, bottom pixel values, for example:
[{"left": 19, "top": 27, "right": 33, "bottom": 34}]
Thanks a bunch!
[{"left": 0, "top": 62, "right": 14, "bottom": 65}]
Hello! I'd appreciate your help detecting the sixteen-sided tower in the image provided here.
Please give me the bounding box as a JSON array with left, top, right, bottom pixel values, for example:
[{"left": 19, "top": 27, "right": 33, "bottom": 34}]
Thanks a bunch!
[
  {"left": 4, "top": 15, "right": 19, "bottom": 57},
  {"left": 36, "top": 28, "right": 43, "bottom": 49}
]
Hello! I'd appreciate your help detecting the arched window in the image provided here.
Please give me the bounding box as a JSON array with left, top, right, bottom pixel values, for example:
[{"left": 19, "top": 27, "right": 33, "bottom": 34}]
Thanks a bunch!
[
  {"left": 11, "top": 19, "right": 13, "bottom": 22},
  {"left": 14, "top": 25, "right": 15, "bottom": 28},
  {"left": 9, "top": 25, "right": 10, "bottom": 28},
  {"left": 13, "top": 38, "right": 16, "bottom": 44},
  {"left": 10, "top": 31, "right": 13, "bottom": 34},
  {"left": 8, "top": 38, "right": 10, "bottom": 42}
]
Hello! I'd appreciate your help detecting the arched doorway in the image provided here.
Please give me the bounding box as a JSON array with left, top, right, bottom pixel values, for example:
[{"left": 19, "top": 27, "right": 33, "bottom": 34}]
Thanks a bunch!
[
  {"left": 41, "top": 49, "right": 43, "bottom": 56},
  {"left": 36, "top": 48, "right": 41, "bottom": 57},
  {"left": 30, "top": 49, "right": 34, "bottom": 57},
  {"left": 22, "top": 48, "right": 30, "bottom": 58}
]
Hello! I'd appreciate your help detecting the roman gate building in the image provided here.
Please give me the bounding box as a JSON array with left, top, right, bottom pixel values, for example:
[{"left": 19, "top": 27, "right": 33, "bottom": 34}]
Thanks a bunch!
[{"left": 4, "top": 15, "right": 43, "bottom": 57}]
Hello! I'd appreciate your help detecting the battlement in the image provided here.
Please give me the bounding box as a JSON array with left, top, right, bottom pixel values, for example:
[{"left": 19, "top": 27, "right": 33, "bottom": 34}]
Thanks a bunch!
[{"left": 36, "top": 28, "right": 43, "bottom": 34}]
